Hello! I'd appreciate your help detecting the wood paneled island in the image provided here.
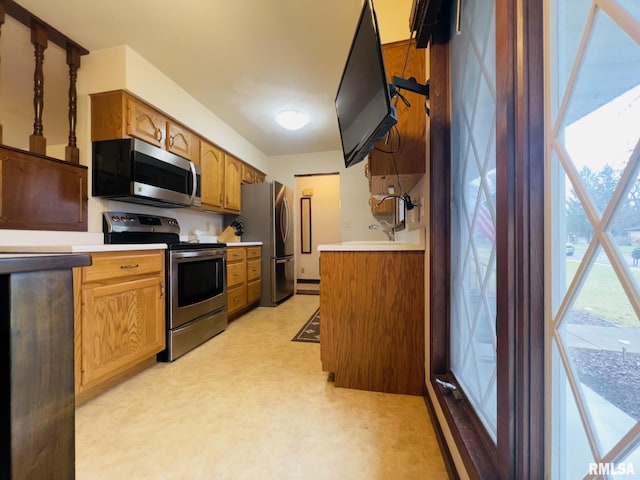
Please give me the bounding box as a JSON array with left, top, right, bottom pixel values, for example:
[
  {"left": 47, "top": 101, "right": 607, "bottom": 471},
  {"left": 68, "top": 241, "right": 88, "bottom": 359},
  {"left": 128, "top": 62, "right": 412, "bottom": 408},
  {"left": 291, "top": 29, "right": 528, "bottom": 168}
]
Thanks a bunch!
[
  {"left": 318, "top": 243, "right": 425, "bottom": 396},
  {"left": 0, "top": 253, "right": 91, "bottom": 480}
]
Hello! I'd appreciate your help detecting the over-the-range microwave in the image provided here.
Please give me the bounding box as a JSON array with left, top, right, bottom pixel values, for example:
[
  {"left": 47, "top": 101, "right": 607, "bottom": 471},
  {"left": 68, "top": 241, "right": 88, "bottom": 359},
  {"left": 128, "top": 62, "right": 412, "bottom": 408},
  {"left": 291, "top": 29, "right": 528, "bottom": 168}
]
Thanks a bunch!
[{"left": 92, "top": 138, "right": 201, "bottom": 208}]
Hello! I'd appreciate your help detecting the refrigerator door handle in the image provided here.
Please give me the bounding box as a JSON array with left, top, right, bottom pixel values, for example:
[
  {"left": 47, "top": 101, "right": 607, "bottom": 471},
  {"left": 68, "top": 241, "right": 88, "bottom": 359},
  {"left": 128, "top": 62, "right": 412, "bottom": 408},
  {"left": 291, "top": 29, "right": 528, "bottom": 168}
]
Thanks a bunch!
[
  {"left": 282, "top": 196, "right": 288, "bottom": 243},
  {"left": 285, "top": 195, "right": 291, "bottom": 242},
  {"left": 281, "top": 195, "right": 290, "bottom": 243}
]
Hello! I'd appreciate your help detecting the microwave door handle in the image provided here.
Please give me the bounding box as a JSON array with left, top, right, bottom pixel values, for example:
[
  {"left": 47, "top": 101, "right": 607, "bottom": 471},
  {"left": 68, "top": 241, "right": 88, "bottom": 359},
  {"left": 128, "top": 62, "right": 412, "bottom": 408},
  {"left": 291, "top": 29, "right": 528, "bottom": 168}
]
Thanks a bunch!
[{"left": 189, "top": 162, "right": 197, "bottom": 206}]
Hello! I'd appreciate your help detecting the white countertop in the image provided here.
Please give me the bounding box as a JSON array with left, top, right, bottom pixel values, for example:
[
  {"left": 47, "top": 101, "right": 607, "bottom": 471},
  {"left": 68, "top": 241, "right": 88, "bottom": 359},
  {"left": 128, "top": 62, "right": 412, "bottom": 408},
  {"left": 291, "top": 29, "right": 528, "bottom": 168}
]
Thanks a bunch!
[
  {"left": 317, "top": 240, "right": 425, "bottom": 252},
  {"left": 0, "top": 243, "right": 168, "bottom": 253},
  {"left": 225, "top": 242, "right": 263, "bottom": 247}
]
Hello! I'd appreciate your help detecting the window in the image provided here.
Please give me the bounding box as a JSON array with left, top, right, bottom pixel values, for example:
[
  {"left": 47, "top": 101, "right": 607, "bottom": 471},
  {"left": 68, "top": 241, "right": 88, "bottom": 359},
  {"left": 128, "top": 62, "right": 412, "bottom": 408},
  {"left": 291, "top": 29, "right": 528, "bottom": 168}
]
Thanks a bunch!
[
  {"left": 449, "top": 0, "right": 498, "bottom": 441},
  {"left": 428, "top": 0, "right": 545, "bottom": 477},
  {"left": 547, "top": 1, "right": 640, "bottom": 477}
]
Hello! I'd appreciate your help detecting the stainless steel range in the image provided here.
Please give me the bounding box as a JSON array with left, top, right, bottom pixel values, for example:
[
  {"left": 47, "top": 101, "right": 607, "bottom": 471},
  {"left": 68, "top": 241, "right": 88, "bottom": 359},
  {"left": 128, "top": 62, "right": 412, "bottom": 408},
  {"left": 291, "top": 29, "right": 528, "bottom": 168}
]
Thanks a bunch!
[{"left": 103, "top": 211, "right": 227, "bottom": 361}]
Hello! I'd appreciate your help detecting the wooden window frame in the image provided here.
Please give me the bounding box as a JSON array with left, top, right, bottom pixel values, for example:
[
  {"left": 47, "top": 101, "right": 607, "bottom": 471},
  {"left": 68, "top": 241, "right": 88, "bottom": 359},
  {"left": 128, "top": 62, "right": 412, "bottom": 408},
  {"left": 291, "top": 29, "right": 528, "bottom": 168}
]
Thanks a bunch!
[{"left": 427, "top": 1, "right": 545, "bottom": 478}]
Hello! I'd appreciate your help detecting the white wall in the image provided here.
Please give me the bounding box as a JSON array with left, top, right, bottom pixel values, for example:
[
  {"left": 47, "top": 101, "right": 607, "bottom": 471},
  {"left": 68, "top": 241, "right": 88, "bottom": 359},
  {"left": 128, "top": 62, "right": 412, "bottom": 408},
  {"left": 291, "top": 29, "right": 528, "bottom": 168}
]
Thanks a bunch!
[
  {"left": 295, "top": 174, "right": 341, "bottom": 279},
  {"left": 263, "top": 15, "right": 428, "bottom": 253},
  {"left": 267, "top": 151, "right": 391, "bottom": 243},
  {"left": 375, "top": 0, "right": 415, "bottom": 44}
]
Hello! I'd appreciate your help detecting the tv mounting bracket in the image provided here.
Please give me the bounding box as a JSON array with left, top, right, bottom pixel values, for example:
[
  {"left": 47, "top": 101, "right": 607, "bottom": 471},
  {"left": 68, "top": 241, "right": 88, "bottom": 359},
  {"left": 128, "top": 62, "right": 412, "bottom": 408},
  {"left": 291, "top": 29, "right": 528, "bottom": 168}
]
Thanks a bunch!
[
  {"left": 389, "top": 76, "right": 430, "bottom": 114},
  {"left": 391, "top": 76, "right": 429, "bottom": 99}
]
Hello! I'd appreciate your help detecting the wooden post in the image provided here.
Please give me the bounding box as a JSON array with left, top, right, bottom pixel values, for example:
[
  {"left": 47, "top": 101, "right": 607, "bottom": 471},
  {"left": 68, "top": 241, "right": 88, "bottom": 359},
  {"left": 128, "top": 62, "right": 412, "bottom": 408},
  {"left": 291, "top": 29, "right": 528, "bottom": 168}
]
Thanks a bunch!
[
  {"left": 65, "top": 44, "right": 81, "bottom": 163},
  {"left": 29, "top": 19, "right": 48, "bottom": 155},
  {"left": 0, "top": 0, "right": 5, "bottom": 145}
]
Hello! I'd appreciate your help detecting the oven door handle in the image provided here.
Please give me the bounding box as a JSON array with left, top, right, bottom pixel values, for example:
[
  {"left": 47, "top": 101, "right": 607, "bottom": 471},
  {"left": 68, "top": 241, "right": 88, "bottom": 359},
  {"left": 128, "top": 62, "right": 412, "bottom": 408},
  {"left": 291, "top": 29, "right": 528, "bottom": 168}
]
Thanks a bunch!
[{"left": 171, "top": 250, "right": 226, "bottom": 261}]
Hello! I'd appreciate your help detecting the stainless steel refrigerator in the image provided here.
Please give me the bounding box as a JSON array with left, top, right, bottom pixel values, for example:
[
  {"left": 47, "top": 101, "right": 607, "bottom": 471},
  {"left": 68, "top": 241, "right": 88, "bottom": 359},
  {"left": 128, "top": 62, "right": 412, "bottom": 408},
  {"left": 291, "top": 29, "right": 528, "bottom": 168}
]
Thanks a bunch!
[{"left": 240, "top": 180, "right": 294, "bottom": 306}]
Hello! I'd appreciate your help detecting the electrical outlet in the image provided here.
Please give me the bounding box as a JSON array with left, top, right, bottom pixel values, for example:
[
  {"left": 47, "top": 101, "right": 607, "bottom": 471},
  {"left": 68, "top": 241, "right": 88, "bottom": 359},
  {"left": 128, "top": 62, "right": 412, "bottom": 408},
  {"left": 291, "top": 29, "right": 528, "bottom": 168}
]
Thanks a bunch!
[{"left": 301, "top": 267, "right": 305, "bottom": 274}]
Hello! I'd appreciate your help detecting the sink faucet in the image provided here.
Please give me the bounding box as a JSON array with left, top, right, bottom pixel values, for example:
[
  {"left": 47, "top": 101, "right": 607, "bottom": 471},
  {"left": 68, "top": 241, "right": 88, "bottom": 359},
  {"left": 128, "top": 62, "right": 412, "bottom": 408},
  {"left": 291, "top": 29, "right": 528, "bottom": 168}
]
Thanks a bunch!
[{"left": 369, "top": 220, "right": 396, "bottom": 241}]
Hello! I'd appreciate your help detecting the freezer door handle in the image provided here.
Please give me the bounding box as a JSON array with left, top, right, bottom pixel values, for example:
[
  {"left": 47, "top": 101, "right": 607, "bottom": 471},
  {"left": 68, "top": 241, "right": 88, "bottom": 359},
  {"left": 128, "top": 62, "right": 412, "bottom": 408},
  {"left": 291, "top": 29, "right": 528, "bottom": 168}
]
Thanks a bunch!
[{"left": 271, "top": 256, "right": 294, "bottom": 304}]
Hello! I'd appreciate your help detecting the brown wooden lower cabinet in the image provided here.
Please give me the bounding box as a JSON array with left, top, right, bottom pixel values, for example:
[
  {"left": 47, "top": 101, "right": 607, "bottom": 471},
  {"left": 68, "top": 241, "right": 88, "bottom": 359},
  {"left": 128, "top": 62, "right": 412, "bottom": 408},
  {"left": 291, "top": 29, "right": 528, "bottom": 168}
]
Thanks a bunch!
[
  {"left": 73, "top": 250, "right": 166, "bottom": 405},
  {"left": 319, "top": 250, "right": 425, "bottom": 395},
  {"left": 2, "top": 254, "right": 91, "bottom": 480},
  {"left": 226, "top": 245, "right": 261, "bottom": 318}
]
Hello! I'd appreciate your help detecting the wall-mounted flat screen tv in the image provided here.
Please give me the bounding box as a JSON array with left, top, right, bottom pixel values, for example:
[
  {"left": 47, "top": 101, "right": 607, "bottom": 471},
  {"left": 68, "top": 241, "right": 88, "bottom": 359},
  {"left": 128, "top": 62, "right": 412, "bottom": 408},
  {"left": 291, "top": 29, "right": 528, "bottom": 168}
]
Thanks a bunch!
[{"left": 335, "top": 0, "right": 397, "bottom": 169}]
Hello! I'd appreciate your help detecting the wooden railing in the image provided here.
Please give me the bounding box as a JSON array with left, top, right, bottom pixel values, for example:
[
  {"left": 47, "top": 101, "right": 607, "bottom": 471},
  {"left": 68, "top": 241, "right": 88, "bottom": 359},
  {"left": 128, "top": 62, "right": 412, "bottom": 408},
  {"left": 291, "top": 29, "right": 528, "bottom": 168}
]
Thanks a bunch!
[
  {"left": 0, "top": 0, "right": 89, "bottom": 232},
  {"left": 0, "top": 0, "right": 88, "bottom": 163}
]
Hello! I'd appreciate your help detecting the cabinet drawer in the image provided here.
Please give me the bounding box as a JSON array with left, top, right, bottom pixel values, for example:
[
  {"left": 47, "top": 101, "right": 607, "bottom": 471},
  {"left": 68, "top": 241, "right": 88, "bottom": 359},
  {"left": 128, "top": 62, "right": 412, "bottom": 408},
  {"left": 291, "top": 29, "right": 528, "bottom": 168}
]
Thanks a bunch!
[
  {"left": 227, "top": 247, "right": 246, "bottom": 263},
  {"left": 247, "top": 259, "right": 261, "bottom": 281},
  {"left": 246, "top": 246, "right": 261, "bottom": 260},
  {"left": 83, "top": 251, "right": 164, "bottom": 283},
  {"left": 227, "top": 261, "right": 246, "bottom": 288},
  {"left": 227, "top": 286, "right": 246, "bottom": 314},
  {"left": 247, "top": 280, "right": 261, "bottom": 304}
]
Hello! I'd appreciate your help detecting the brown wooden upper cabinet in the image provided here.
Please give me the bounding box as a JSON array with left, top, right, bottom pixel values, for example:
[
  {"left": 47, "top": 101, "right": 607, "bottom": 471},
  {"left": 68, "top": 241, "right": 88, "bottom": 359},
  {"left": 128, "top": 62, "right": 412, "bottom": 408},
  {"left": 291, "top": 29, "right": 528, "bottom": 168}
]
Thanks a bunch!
[
  {"left": 368, "top": 40, "right": 427, "bottom": 195},
  {"left": 200, "top": 139, "right": 225, "bottom": 211},
  {"left": 125, "top": 97, "right": 167, "bottom": 148},
  {"left": 241, "top": 162, "right": 267, "bottom": 184},
  {"left": 91, "top": 89, "right": 266, "bottom": 215},
  {"left": 166, "top": 121, "right": 195, "bottom": 162},
  {"left": 241, "top": 163, "right": 255, "bottom": 183},
  {"left": 224, "top": 153, "right": 242, "bottom": 212},
  {"left": 91, "top": 90, "right": 197, "bottom": 162}
]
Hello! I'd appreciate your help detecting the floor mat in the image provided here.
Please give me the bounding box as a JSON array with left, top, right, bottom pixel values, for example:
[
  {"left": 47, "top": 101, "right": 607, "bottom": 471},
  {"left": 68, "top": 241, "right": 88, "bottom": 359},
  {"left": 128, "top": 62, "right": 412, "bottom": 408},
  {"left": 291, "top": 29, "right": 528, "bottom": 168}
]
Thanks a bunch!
[{"left": 291, "top": 308, "right": 320, "bottom": 343}]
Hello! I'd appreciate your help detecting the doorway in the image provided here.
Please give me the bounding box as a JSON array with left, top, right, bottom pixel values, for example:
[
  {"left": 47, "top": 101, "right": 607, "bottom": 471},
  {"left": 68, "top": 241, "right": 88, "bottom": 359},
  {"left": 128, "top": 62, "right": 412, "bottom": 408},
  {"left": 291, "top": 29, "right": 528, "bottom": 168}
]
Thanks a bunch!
[{"left": 294, "top": 173, "right": 341, "bottom": 294}]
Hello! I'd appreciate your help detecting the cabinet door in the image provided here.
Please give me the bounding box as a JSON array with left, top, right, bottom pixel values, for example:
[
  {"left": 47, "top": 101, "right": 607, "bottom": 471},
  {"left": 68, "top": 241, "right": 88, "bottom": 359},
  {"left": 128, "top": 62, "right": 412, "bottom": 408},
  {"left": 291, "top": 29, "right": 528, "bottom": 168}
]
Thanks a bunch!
[
  {"left": 166, "top": 121, "right": 195, "bottom": 161},
  {"left": 80, "top": 276, "right": 165, "bottom": 388},
  {"left": 369, "top": 195, "right": 396, "bottom": 216},
  {"left": 91, "top": 91, "right": 127, "bottom": 141},
  {"left": 368, "top": 40, "right": 426, "bottom": 194},
  {"left": 224, "top": 153, "right": 242, "bottom": 212},
  {"left": 126, "top": 97, "right": 167, "bottom": 148},
  {"left": 241, "top": 163, "right": 255, "bottom": 183},
  {"left": 200, "top": 140, "right": 225, "bottom": 209}
]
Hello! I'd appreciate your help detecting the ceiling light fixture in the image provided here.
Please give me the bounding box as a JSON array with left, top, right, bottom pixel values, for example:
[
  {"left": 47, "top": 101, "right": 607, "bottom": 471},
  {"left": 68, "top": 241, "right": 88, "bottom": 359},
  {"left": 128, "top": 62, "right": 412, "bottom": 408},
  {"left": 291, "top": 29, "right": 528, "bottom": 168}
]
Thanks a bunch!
[{"left": 275, "top": 110, "right": 309, "bottom": 131}]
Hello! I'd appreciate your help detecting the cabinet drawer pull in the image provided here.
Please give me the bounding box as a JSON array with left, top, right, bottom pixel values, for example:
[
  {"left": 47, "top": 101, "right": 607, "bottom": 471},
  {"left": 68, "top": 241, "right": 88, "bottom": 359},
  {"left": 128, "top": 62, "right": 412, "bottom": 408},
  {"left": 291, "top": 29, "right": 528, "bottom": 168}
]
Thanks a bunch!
[{"left": 120, "top": 263, "right": 139, "bottom": 269}]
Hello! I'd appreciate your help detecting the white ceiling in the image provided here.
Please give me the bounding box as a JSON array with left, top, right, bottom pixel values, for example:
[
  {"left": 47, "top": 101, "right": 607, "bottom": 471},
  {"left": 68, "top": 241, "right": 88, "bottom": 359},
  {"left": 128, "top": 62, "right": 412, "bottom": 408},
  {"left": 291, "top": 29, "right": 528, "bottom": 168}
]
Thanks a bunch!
[{"left": 4, "top": 0, "right": 402, "bottom": 157}]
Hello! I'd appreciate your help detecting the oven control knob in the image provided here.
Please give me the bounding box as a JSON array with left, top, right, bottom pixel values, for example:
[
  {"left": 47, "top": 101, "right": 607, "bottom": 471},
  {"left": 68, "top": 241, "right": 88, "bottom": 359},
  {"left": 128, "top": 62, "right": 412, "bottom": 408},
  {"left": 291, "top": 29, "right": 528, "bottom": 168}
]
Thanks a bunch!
[{"left": 111, "top": 216, "right": 120, "bottom": 222}]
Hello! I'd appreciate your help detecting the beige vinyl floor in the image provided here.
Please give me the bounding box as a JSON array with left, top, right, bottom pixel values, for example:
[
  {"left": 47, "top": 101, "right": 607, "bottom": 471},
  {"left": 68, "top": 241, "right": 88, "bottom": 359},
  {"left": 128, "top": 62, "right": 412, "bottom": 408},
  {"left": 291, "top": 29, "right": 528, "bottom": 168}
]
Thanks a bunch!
[{"left": 75, "top": 294, "right": 448, "bottom": 480}]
